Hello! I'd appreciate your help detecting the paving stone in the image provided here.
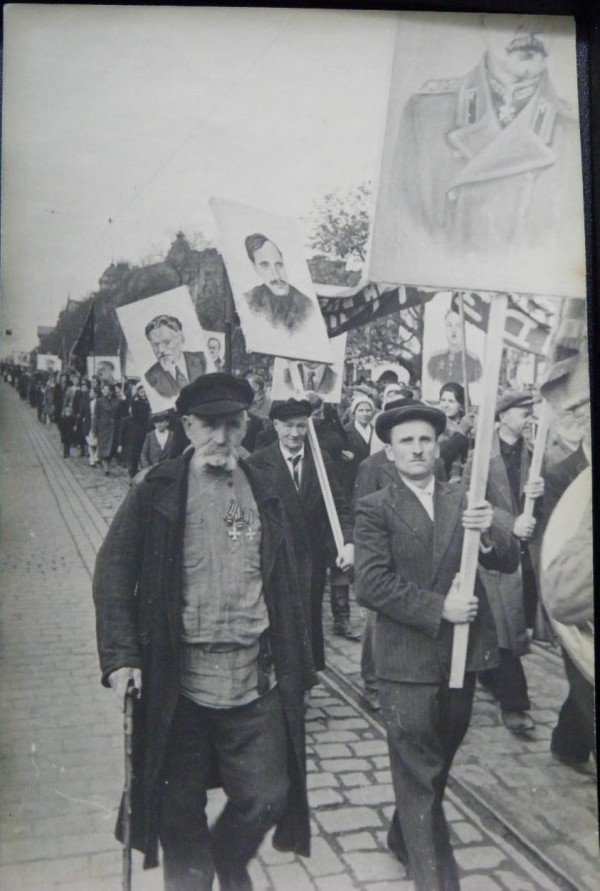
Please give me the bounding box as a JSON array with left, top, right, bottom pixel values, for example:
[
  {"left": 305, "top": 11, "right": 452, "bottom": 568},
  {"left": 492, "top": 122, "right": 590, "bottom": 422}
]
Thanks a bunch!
[
  {"left": 307, "top": 772, "right": 338, "bottom": 790},
  {"left": 309, "top": 787, "right": 344, "bottom": 808},
  {"left": 450, "top": 821, "right": 483, "bottom": 844},
  {"left": 371, "top": 756, "right": 390, "bottom": 769},
  {"left": 454, "top": 845, "right": 507, "bottom": 871},
  {"left": 316, "top": 874, "right": 359, "bottom": 891},
  {"left": 313, "top": 743, "right": 352, "bottom": 758},
  {"left": 344, "top": 784, "right": 396, "bottom": 807},
  {"left": 323, "top": 718, "right": 370, "bottom": 731},
  {"left": 312, "top": 731, "right": 361, "bottom": 744},
  {"left": 460, "top": 875, "right": 503, "bottom": 890},
  {"left": 443, "top": 800, "right": 463, "bottom": 822},
  {"left": 338, "top": 832, "right": 379, "bottom": 853},
  {"left": 267, "top": 861, "right": 314, "bottom": 891},
  {"left": 320, "top": 759, "right": 372, "bottom": 773},
  {"left": 495, "top": 870, "right": 536, "bottom": 891},
  {"left": 341, "top": 851, "right": 407, "bottom": 882},
  {"left": 349, "top": 740, "right": 389, "bottom": 757},
  {"left": 339, "top": 773, "right": 370, "bottom": 788},
  {"left": 315, "top": 807, "right": 382, "bottom": 834},
  {"left": 303, "top": 836, "right": 344, "bottom": 876}
]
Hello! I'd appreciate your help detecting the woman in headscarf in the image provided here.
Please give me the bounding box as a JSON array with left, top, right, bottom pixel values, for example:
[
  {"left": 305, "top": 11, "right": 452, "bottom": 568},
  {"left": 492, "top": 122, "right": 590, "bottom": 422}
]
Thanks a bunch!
[{"left": 437, "top": 382, "right": 473, "bottom": 482}]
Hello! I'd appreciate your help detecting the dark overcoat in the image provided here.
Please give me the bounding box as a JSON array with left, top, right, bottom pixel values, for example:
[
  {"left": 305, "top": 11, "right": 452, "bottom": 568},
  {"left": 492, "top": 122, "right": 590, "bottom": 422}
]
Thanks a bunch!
[
  {"left": 93, "top": 451, "right": 317, "bottom": 869},
  {"left": 246, "top": 441, "right": 353, "bottom": 670},
  {"left": 354, "top": 477, "right": 520, "bottom": 681}
]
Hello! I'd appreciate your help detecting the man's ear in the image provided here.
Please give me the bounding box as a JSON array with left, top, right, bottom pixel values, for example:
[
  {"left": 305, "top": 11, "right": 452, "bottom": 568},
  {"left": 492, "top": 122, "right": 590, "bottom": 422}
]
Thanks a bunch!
[{"left": 384, "top": 442, "right": 394, "bottom": 461}]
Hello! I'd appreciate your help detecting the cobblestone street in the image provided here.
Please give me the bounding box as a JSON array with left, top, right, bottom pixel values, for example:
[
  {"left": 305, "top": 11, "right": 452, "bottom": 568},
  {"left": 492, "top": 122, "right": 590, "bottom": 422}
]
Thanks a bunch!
[{"left": 1, "top": 384, "right": 598, "bottom": 890}]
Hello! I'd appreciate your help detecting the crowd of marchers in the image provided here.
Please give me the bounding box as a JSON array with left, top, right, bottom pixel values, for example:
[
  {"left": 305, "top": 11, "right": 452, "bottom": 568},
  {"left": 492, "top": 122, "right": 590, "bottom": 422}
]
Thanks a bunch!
[{"left": 2, "top": 356, "right": 593, "bottom": 891}]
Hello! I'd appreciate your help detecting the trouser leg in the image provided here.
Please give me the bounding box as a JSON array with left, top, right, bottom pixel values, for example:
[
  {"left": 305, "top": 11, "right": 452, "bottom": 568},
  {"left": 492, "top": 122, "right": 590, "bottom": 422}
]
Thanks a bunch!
[
  {"left": 158, "top": 697, "right": 215, "bottom": 891},
  {"left": 551, "top": 649, "right": 595, "bottom": 762},
  {"left": 360, "top": 610, "right": 377, "bottom": 692},
  {"left": 210, "top": 688, "right": 289, "bottom": 891},
  {"left": 495, "top": 649, "right": 530, "bottom": 712},
  {"left": 379, "top": 676, "right": 475, "bottom": 891}
]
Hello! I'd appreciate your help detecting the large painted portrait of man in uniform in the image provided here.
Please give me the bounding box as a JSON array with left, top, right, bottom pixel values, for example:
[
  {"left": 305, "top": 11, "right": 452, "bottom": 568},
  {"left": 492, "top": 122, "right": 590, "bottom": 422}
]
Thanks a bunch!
[{"left": 368, "top": 13, "right": 585, "bottom": 299}]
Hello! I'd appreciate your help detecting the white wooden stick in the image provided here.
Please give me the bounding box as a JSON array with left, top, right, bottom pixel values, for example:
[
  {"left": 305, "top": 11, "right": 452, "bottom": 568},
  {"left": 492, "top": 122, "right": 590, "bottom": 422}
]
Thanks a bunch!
[
  {"left": 287, "top": 361, "right": 345, "bottom": 555},
  {"left": 449, "top": 293, "right": 509, "bottom": 689},
  {"left": 522, "top": 401, "right": 551, "bottom": 520}
]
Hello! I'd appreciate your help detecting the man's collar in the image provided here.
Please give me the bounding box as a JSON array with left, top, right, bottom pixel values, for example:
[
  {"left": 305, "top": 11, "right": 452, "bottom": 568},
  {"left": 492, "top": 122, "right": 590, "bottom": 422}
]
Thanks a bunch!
[
  {"left": 279, "top": 442, "right": 305, "bottom": 463},
  {"left": 399, "top": 473, "right": 435, "bottom": 497}
]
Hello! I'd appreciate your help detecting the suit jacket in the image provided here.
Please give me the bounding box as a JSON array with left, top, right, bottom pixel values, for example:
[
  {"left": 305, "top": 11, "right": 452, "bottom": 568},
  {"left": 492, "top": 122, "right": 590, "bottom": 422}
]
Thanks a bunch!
[
  {"left": 283, "top": 363, "right": 337, "bottom": 396},
  {"left": 355, "top": 476, "right": 519, "bottom": 683},
  {"left": 140, "top": 430, "right": 174, "bottom": 469},
  {"left": 340, "top": 422, "right": 373, "bottom": 496},
  {"left": 144, "top": 351, "right": 206, "bottom": 399},
  {"left": 245, "top": 284, "right": 314, "bottom": 335}
]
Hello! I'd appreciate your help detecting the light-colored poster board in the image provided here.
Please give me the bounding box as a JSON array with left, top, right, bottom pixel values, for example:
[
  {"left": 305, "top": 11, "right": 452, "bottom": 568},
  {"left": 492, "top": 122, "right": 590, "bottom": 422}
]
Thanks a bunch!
[
  {"left": 87, "top": 356, "right": 121, "bottom": 383},
  {"left": 204, "top": 331, "right": 226, "bottom": 372},
  {"left": 422, "top": 292, "right": 486, "bottom": 405},
  {"left": 368, "top": 13, "right": 585, "bottom": 298},
  {"left": 116, "top": 287, "right": 208, "bottom": 414},
  {"left": 36, "top": 354, "right": 61, "bottom": 373},
  {"left": 211, "top": 198, "right": 333, "bottom": 363},
  {"left": 272, "top": 334, "right": 347, "bottom": 403}
]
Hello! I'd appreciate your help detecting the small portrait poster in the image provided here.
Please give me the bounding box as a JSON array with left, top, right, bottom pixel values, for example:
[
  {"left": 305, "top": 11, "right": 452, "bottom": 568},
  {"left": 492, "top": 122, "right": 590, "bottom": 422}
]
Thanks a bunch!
[
  {"left": 37, "top": 354, "right": 61, "bottom": 373},
  {"left": 367, "top": 13, "right": 585, "bottom": 298},
  {"left": 87, "top": 356, "right": 121, "bottom": 383},
  {"left": 422, "top": 292, "right": 485, "bottom": 405},
  {"left": 116, "top": 286, "right": 208, "bottom": 414},
  {"left": 210, "top": 198, "right": 333, "bottom": 363},
  {"left": 204, "top": 331, "right": 226, "bottom": 373},
  {"left": 272, "top": 334, "right": 347, "bottom": 403}
]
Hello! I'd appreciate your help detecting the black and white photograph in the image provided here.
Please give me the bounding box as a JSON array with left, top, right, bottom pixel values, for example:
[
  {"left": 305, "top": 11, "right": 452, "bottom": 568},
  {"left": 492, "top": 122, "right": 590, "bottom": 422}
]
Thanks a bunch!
[
  {"left": 0, "top": 6, "right": 596, "bottom": 891},
  {"left": 211, "top": 198, "right": 334, "bottom": 363},
  {"left": 116, "top": 286, "right": 208, "bottom": 413},
  {"left": 272, "top": 334, "right": 347, "bottom": 403},
  {"left": 368, "top": 12, "right": 586, "bottom": 298}
]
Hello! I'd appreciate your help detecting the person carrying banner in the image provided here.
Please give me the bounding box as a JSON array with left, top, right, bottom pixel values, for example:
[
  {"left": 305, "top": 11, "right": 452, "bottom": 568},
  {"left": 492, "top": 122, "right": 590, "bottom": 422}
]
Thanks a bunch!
[
  {"left": 354, "top": 399, "right": 518, "bottom": 891},
  {"left": 477, "top": 391, "right": 544, "bottom": 736},
  {"left": 93, "top": 373, "right": 316, "bottom": 891},
  {"left": 247, "top": 398, "right": 354, "bottom": 670}
]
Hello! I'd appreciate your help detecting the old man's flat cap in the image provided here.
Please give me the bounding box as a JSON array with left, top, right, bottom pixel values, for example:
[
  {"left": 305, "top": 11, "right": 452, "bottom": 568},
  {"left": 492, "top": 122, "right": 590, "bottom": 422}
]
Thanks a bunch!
[
  {"left": 375, "top": 398, "right": 446, "bottom": 444},
  {"left": 175, "top": 373, "right": 254, "bottom": 417},
  {"left": 269, "top": 399, "right": 313, "bottom": 421},
  {"left": 495, "top": 390, "right": 535, "bottom": 419}
]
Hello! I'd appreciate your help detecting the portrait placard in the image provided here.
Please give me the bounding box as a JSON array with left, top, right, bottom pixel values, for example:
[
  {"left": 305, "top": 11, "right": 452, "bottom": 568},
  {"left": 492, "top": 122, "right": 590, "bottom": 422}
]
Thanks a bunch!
[
  {"left": 272, "top": 334, "right": 347, "bottom": 403},
  {"left": 87, "top": 356, "right": 121, "bottom": 383},
  {"left": 116, "top": 287, "right": 208, "bottom": 414},
  {"left": 422, "top": 292, "right": 486, "bottom": 405},
  {"left": 210, "top": 198, "right": 333, "bottom": 363},
  {"left": 367, "top": 12, "right": 585, "bottom": 298},
  {"left": 204, "top": 331, "right": 226, "bottom": 373},
  {"left": 36, "top": 354, "right": 61, "bottom": 373}
]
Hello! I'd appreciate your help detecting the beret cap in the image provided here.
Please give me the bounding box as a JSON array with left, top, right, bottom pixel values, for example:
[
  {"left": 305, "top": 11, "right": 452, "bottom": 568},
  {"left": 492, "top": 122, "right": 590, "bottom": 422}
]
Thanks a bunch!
[
  {"left": 175, "top": 372, "right": 254, "bottom": 417},
  {"left": 269, "top": 398, "right": 313, "bottom": 421},
  {"left": 495, "top": 390, "right": 534, "bottom": 419}
]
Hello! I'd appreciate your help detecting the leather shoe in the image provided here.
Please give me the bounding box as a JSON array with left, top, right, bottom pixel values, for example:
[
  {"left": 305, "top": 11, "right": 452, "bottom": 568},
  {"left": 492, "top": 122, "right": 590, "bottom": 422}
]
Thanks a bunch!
[
  {"left": 332, "top": 618, "right": 361, "bottom": 640},
  {"left": 362, "top": 688, "right": 381, "bottom": 711},
  {"left": 501, "top": 710, "right": 535, "bottom": 735}
]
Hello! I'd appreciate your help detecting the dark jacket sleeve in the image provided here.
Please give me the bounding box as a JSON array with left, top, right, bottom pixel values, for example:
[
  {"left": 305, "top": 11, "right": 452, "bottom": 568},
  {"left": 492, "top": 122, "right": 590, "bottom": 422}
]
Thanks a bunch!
[
  {"left": 323, "top": 452, "right": 353, "bottom": 544},
  {"left": 354, "top": 496, "right": 444, "bottom": 638},
  {"left": 93, "top": 482, "right": 147, "bottom": 685},
  {"left": 479, "top": 507, "right": 521, "bottom": 574}
]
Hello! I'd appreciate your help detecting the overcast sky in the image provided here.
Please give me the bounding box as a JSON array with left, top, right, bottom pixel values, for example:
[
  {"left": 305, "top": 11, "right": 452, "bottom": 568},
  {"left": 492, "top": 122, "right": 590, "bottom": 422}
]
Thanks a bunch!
[{"left": 1, "top": 5, "right": 397, "bottom": 352}]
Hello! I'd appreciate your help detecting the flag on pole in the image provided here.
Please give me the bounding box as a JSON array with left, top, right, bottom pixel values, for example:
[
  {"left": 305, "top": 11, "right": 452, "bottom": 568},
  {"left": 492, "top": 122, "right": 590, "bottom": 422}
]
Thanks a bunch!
[
  {"left": 316, "top": 282, "right": 433, "bottom": 337},
  {"left": 70, "top": 304, "right": 95, "bottom": 373}
]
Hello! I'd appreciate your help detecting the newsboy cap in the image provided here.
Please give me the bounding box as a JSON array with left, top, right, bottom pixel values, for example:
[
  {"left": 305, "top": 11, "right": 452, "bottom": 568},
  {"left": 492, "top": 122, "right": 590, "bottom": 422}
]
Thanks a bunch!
[
  {"left": 375, "top": 398, "right": 446, "bottom": 444},
  {"left": 269, "top": 398, "right": 313, "bottom": 421},
  {"left": 175, "top": 373, "right": 254, "bottom": 417},
  {"left": 495, "top": 390, "right": 535, "bottom": 419}
]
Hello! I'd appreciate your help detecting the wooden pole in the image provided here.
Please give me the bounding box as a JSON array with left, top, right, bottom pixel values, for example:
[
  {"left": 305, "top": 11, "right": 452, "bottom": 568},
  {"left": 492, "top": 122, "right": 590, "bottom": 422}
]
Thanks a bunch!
[
  {"left": 449, "top": 293, "right": 509, "bottom": 689},
  {"left": 223, "top": 273, "right": 235, "bottom": 375},
  {"left": 522, "top": 401, "right": 550, "bottom": 520},
  {"left": 457, "top": 292, "right": 471, "bottom": 415},
  {"left": 288, "top": 360, "right": 345, "bottom": 555}
]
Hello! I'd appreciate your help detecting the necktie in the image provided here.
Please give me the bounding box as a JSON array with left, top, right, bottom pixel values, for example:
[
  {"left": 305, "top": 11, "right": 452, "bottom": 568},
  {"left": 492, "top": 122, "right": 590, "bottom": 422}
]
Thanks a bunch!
[
  {"left": 306, "top": 370, "right": 316, "bottom": 389},
  {"left": 175, "top": 367, "right": 189, "bottom": 389},
  {"left": 290, "top": 455, "right": 302, "bottom": 490}
]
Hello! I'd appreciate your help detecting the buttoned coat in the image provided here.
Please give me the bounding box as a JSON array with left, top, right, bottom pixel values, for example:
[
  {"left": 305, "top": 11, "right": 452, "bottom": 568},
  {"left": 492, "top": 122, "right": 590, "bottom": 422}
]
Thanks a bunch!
[
  {"left": 246, "top": 440, "right": 353, "bottom": 669},
  {"left": 355, "top": 477, "right": 519, "bottom": 682},
  {"left": 388, "top": 61, "right": 582, "bottom": 260},
  {"left": 93, "top": 452, "right": 316, "bottom": 869},
  {"left": 144, "top": 351, "right": 207, "bottom": 399},
  {"left": 477, "top": 431, "right": 534, "bottom": 654}
]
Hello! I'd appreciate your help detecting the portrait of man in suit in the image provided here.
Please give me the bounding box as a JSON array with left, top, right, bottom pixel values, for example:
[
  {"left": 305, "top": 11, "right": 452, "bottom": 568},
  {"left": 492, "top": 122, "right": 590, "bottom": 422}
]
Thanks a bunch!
[
  {"left": 207, "top": 335, "right": 224, "bottom": 371},
  {"left": 427, "top": 309, "right": 482, "bottom": 386},
  {"left": 97, "top": 360, "right": 116, "bottom": 384},
  {"left": 144, "top": 314, "right": 207, "bottom": 399},
  {"left": 282, "top": 360, "right": 337, "bottom": 396},
  {"left": 243, "top": 233, "right": 314, "bottom": 336}
]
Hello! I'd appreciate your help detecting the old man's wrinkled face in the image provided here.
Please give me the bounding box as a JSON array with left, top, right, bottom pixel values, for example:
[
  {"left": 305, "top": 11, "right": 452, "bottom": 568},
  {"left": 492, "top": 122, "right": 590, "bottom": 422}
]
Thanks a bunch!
[{"left": 183, "top": 411, "right": 247, "bottom": 471}]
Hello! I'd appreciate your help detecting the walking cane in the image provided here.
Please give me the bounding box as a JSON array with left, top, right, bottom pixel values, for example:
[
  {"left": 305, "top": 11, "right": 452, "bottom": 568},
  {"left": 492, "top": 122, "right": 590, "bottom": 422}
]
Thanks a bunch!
[{"left": 122, "top": 681, "right": 136, "bottom": 891}]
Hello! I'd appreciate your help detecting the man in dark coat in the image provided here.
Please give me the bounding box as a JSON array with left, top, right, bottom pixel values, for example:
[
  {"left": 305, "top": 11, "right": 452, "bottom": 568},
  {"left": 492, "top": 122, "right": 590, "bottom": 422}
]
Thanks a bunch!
[
  {"left": 93, "top": 374, "right": 316, "bottom": 891},
  {"left": 355, "top": 400, "right": 519, "bottom": 891},
  {"left": 144, "top": 314, "right": 207, "bottom": 399},
  {"left": 247, "top": 398, "right": 354, "bottom": 671}
]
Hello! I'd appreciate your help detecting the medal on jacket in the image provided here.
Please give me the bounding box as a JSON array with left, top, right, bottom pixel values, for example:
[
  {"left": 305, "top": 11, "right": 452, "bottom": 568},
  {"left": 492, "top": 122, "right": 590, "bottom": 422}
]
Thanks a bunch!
[{"left": 223, "top": 500, "right": 256, "bottom": 543}]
